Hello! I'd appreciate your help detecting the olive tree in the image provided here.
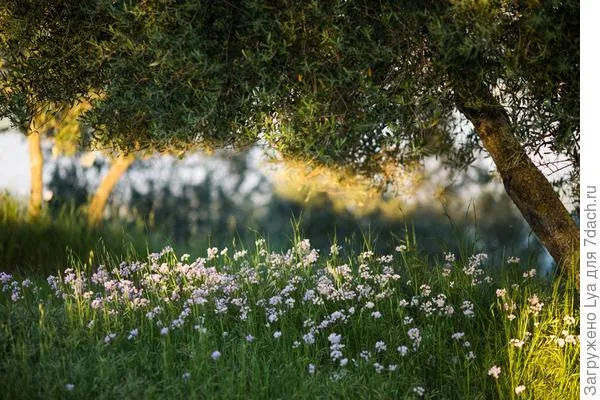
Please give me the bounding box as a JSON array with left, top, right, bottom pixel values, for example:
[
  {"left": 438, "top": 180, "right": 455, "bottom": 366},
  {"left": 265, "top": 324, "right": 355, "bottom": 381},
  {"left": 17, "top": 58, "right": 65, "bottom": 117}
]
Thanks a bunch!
[{"left": 0, "top": 1, "right": 579, "bottom": 280}]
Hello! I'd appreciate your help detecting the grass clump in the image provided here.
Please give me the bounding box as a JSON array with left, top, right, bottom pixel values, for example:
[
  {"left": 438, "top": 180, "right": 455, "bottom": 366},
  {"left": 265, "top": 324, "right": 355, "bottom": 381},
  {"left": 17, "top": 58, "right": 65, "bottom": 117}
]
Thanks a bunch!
[{"left": 0, "top": 236, "right": 578, "bottom": 399}]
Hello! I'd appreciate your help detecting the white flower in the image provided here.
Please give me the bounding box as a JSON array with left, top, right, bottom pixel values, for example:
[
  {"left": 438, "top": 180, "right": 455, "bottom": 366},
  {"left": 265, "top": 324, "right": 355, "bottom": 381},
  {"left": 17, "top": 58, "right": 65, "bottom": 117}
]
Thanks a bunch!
[
  {"left": 365, "top": 301, "right": 375, "bottom": 309},
  {"left": 496, "top": 288, "right": 507, "bottom": 298},
  {"left": 395, "top": 245, "right": 407, "bottom": 252},
  {"left": 375, "top": 341, "right": 387, "bottom": 352},
  {"left": 340, "top": 358, "right": 348, "bottom": 367},
  {"left": 303, "top": 332, "right": 315, "bottom": 344},
  {"left": 104, "top": 333, "right": 116, "bottom": 344},
  {"left": 246, "top": 334, "right": 255, "bottom": 342},
  {"left": 515, "top": 385, "right": 526, "bottom": 395},
  {"left": 182, "top": 372, "right": 191, "bottom": 381},
  {"left": 412, "top": 386, "right": 425, "bottom": 397},
  {"left": 328, "top": 333, "right": 342, "bottom": 345},
  {"left": 510, "top": 339, "right": 525, "bottom": 348},
  {"left": 507, "top": 256, "right": 520, "bottom": 264},
  {"left": 371, "top": 311, "right": 382, "bottom": 319},
  {"left": 128, "top": 328, "right": 139, "bottom": 340},
  {"left": 65, "top": 384, "right": 75, "bottom": 391},
  {"left": 273, "top": 331, "right": 282, "bottom": 339},
  {"left": 388, "top": 364, "right": 398, "bottom": 371},
  {"left": 397, "top": 345, "right": 409, "bottom": 356},
  {"left": 308, "top": 364, "right": 316, "bottom": 374},
  {"left": 451, "top": 332, "right": 465, "bottom": 340},
  {"left": 211, "top": 350, "right": 221, "bottom": 360},
  {"left": 373, "top": 363, "right": 385, "bottom": 373},
  {"left": 160, "top": 327, "right": 169, "bottom": 336},
  {"left": 564, "top": 315, "right": 576, "bottom": 325},
  {"left": 488, "top": 365, "right": 501, "bottom": 379}
]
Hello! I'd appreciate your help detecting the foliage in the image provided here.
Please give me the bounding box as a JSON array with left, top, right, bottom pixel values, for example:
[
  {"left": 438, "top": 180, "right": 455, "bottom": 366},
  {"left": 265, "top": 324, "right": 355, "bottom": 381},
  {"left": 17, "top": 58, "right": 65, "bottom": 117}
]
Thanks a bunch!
[
  {"left": 0, "top": 1, "right": 579, "bottom": 191},
  {"left": 0, "top": 236, "right": 578, "bottom": 399}
]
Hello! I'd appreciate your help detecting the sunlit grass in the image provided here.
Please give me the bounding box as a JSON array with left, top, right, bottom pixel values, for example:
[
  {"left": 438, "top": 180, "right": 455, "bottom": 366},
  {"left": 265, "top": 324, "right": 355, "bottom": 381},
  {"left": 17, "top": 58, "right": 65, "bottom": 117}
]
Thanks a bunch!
[{"left": 0, "top": 236, "right": 578, "bottom": 399}]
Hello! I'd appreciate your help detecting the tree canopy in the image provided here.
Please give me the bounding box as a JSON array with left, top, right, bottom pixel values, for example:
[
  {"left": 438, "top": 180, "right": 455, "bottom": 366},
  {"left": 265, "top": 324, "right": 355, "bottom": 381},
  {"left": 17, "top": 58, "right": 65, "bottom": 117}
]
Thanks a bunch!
[{"left": 0, "top": 0, "right": 580, "bottom": 278}]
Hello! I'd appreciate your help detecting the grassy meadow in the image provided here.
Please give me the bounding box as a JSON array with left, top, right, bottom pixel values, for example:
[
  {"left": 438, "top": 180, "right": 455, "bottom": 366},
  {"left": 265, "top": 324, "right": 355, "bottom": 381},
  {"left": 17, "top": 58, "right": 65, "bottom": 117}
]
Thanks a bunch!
[{"left": 0, "top": 222, "right": 579, "bottom": 399}]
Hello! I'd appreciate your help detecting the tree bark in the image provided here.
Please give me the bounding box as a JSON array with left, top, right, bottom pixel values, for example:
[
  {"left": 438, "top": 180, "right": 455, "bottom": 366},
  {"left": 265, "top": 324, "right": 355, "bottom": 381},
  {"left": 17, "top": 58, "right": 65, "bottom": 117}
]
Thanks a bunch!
[
  {"left": 87, "top": 154, "right": 135, "bottom": 227},
  {"left": 27, "top": 128, "right": 44, "bottom": 220},
  {"left": 456, "top": 90, "right": 580, "bottom": 285}
]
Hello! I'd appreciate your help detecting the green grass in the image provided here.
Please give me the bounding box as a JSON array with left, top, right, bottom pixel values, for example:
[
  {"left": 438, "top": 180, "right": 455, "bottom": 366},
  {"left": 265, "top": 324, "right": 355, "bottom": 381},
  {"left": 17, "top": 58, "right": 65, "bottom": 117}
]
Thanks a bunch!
[
  {"left": 0, "top": 194, "right": 162, "bottom": 277},
  {"left": 0, "top": 234, "right": 578, "bottom": 399}
]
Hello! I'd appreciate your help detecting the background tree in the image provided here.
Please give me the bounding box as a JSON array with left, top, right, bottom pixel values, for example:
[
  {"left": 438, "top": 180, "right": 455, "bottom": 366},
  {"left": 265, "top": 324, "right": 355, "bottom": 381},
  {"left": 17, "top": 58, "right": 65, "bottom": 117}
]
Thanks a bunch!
[{"left": 0, "top": 1, "right": 580, "bottom": 279}]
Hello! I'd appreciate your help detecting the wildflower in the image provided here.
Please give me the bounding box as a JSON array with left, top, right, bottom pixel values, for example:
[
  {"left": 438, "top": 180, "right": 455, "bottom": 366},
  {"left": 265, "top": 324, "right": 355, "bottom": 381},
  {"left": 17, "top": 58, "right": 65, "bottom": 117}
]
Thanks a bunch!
[
  {"left": 459, "top": 300, "right": 475, "bottom": 318},
  {"left": 564, "top": 315, "right": 576, "bottom": 325},
  {"left": 451, "top": 332, "right": 465, "bottom": 340},
  {"left": 330, "top": 244, "right": 341, "bottom": 256},
  {"left": 515, "top": 385, "right": 526, "bottom": 395},
  {"left": 182, "top": 372, "right": 191, "bottom": 381},
  {"left": 160, "top": 327, "right": 169, "bottom": 336},
  {"left": 397, "top": 345, "right": 409, "bottom": 356},
  {"left": 303, "top": 332, "right": 315, "bottom": 344},
  {"left": 507, "top": 256, "right": 520, "bottom": 264},
  {"left": 246, "top": 334, "right": 255, "bottom": 343},
  {"left": 307, "top": 364, "right": 316, "bottom": 374},
  {"left": 388, "top": 364, "right": 398, "bottom": 371},
  {"left": 507, "top": 314, "right": 517, "bottom": 321},
  {"left": 555, "top": 337, "right": 566, "bottom": 348},
  {"left": 527, "top": 295, "right": 544, "bottom": 316},
  {"left": 419, "top": 284, "right": 431, "bottom": 297},
  {"left": 375, "top": 341, "right": 387, "bottom": 352},
  {"left": 233, "top": 250, "right": 247, "bottom": 260},
  {"left": 412, "top": 386, "right": 425, "bottom": 397},
  {"left": 65, "top": 384, "right": 75, "bottom": 391},
  {"left": 365, "top": 301, "right": 375, "bottom": 309},
  {"left": 371, "top": 311, "right": 382, "bottom": 319},
  {"left": 373, "top": 363, "right": 385, "bottom": 373},
  {"left": 104, "top": 333, "right": 116, "bottom": 344},
  {"left": 523, "top": 269, "right": 536, "bottom": 279},
  {"left": 340, "top": 358, "right": 348, "bottom": 367},
  {"left": 496, "top": 288, "right": 507, "bottom": 298},
  {"left": 466, "top": 351, "right": 476, "bottom": 360},
  {"left": 328, "top": 333, "right": 342, "bottom": 345},
  {"left": 510, "top": 339, "right": 525, "bottom": 348},
  {"left": 128, "top": 328, "right": 139, "bottom": 340},
  {"left": 211, "top": 350, "right": 221, "bottom": 360},
  {"left": 565, "top": 335, "right": 577, "bottom": 345},
  {"left": 488, "top": 365, "right": 501, "bottom": 379},
  {"left": 273, "top": 331, "right": 282, "bottom": 339},
  {"left": 395, "top": 245, "right": 407, "bottom": 252},
  {"left": 407, "top": 327, "right": 422, "bottom": 348}
]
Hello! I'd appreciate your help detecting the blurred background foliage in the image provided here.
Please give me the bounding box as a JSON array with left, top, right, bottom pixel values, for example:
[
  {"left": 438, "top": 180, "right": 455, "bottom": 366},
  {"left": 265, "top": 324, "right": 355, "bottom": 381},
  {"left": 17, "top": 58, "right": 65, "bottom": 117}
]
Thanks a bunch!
[{"left": 0, "top": 133, "right": 545, "bottom": 277}]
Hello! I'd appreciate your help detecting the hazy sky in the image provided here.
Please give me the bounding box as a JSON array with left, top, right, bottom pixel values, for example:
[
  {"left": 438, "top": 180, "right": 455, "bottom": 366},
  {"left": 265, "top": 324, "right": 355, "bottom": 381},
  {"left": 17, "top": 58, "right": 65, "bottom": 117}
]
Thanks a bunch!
[{"left": 0, "top": 129, "right": 30, "bottom": 197}]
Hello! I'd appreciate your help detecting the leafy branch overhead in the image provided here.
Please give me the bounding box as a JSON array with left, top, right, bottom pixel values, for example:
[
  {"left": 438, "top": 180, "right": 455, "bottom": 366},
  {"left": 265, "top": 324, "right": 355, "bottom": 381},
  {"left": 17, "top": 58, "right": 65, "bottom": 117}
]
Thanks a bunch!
[{"left": 0, "top": 1, "right": 580, "bottom": 278}]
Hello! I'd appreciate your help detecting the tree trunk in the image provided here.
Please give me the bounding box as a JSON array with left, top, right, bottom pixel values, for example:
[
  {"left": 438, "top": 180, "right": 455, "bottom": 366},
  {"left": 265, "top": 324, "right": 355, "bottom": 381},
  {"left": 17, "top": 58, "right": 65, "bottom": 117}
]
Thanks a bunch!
[
  {"left": 87, "top": 154, "right": 135, "bottom": 227},
  {"left": 27, "top": 129, "right": 44, "bottom": 220},
  {"left": 456, "top": 90, "right": 580, "bottom": 284}
]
